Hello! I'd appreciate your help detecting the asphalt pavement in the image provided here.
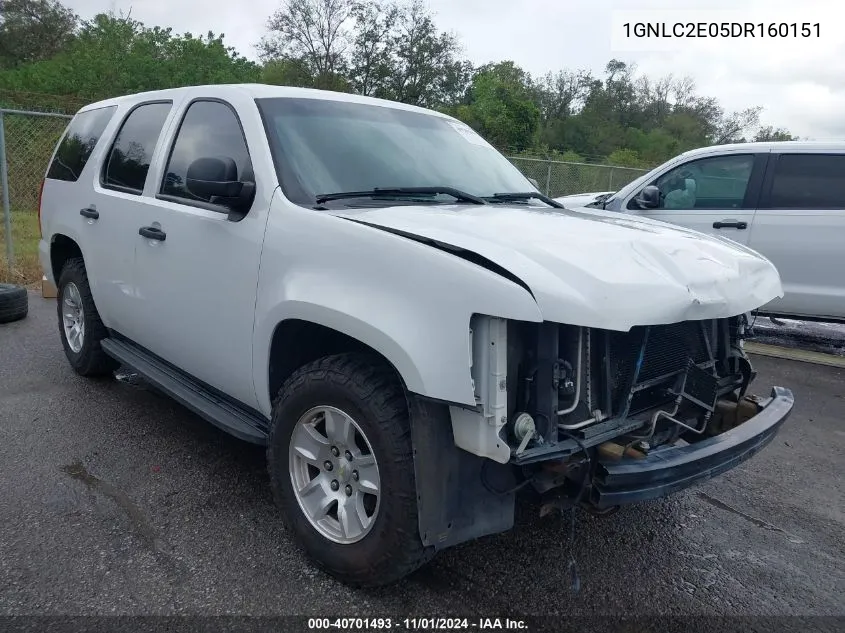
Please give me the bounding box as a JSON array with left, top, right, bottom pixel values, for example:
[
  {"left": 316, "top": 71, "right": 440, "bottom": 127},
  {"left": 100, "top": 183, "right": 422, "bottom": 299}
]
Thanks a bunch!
[{"left": 1, "top": 293, "right": 843, "bottom": 620}]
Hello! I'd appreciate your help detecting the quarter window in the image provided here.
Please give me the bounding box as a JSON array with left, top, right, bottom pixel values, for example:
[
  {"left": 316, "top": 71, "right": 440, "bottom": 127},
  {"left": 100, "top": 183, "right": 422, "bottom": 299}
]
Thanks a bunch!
[
  {"left": 631, "top": 154, "right": 755, "bottom": 210},
  {"left": 769, "top": 154, "right": 845, "bottom": 209},
  {"left": 102, "top": 102, "right": 172, "bottom": 194},
  {"left": 160, "top": 100, "right": 253, "bottom": 203},
  {"left": 46, "top": 106, "right": 116, "bottom": 182}
]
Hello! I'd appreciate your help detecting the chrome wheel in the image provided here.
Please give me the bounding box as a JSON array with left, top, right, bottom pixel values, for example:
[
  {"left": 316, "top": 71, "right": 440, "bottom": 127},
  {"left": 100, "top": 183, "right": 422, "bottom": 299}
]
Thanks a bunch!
[
  {"left": 61, "top": 282, "right": 85, "bottom": 353},
  {"left": 289, "top": 406, "right": 381, "bottom": 544}
]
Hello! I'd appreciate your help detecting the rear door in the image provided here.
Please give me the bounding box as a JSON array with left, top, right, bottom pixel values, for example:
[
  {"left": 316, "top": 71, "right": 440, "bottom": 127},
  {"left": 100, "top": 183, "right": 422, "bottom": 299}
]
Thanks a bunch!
[
  {"left": 90, "top": 100, "right": 176, "bottom": 336},
  {"left": 625, "top": 152, "right": 767, "bottom": 245},
  {"left": 748, "top": 151, "right": 845, "bottom": 319}
]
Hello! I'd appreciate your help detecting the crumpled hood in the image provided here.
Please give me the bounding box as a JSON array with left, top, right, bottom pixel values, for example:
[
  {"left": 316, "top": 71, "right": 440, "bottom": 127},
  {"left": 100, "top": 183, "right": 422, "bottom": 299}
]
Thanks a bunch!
[
  {"left": 553, "top": 191, "right": 615, "bottom": 209},
  {"left": 329, "top": 204, "right": 783, "bottom": 331}
]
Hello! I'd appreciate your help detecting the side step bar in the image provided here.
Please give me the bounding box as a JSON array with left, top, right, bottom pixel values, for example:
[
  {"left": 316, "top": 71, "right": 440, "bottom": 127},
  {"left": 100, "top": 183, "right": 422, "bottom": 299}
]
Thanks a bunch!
[{"left": 100, "top": 337, "right": 269, "bottom": 445}]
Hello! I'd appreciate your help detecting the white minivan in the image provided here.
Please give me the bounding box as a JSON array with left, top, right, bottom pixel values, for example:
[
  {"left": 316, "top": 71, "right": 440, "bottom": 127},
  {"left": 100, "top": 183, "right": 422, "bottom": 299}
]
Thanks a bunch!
[{"left": 559, "top": 142, "right": 845, "bottom": 322}]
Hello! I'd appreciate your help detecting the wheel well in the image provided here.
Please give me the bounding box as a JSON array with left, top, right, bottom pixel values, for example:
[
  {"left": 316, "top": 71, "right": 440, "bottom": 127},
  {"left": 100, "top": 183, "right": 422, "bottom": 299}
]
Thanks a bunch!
[
  {"left": 50, "top": 234, "right": 83, "bottom": 282},
  {"left": 268, "top": 319, "right": 403, "bottom": 400}
]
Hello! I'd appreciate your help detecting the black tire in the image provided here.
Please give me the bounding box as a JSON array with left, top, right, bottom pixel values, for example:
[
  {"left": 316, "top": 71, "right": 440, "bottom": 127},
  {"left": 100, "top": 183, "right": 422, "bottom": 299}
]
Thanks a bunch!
[
  {"left": 56, "top": 258, "right": 117, "bottom": 377},
  {"left": 0, "top": 283, "right": 28, "bottom": 324},
  {"left": 267, "top": 353, "right": 430, "bottom": 587}
]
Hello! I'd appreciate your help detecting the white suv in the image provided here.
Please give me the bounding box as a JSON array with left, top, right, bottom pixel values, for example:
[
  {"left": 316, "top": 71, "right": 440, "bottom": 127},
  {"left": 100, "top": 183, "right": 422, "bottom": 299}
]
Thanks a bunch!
[{"left": 39, "top": 84, "right": 794, "bottom": 586}]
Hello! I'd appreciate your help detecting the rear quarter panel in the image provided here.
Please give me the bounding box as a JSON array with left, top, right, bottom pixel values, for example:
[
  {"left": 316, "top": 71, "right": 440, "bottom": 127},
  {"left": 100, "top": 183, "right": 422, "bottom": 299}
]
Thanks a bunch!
[{"left": 38, "top": 105, "right": 124, "bottom": 297}]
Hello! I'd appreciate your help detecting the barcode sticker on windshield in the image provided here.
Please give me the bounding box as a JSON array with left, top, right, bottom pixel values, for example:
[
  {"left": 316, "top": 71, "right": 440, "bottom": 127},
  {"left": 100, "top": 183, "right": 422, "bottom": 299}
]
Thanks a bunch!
[{"left": 448, "top": 121, "right": 489, "bottom": 146}]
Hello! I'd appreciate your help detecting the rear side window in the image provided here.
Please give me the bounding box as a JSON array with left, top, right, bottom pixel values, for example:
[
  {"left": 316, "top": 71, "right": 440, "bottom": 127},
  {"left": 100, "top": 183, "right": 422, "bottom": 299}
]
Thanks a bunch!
[
  {"left": 46, "top": 106, "right": 116, "bottom": 182},
  {"left": 102, "top": 102, "right": 172, "bottom": 194},
  {"left": 769, "top": 154, "right": 845, "bottom": 209}
]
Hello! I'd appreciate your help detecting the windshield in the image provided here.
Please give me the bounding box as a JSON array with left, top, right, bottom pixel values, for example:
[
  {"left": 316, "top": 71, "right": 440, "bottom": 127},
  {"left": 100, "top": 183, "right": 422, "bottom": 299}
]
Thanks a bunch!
[{"left": 256, "top": 97, "right": 535, "bottom": 206}]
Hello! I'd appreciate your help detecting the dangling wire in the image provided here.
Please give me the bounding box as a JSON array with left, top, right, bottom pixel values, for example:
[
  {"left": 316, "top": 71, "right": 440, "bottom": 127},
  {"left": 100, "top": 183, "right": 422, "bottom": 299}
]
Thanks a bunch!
[
  {"left": 480, "top": 459, "right": 534, "bottom": 496},
  {"left": 559, "top": 433, "right": 592, "bottom": 594}
]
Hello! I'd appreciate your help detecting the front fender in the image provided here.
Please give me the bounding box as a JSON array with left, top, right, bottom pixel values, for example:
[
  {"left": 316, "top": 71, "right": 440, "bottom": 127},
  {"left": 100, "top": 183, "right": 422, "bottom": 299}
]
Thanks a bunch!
[
  {"left": 251, "top": 201, "right": 543, "bottom": 416},
  {"left": 256, "top": 298, "right": 426, "bottom": 408}
]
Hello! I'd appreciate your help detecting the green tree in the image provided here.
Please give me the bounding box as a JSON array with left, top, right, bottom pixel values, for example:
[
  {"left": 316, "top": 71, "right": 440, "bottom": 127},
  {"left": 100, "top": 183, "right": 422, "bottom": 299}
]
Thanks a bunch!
[
  {"left": 259, "top": 0, "right": 353, "bottom": 79},
  {"left": 384, "top": 0, "right": 467, "bottom": 107},
  {"left": 2, "top": 0, "right": 800, "bottom": 168},
  {"left": 0, "top": 0, "right": 78, "bottom": 68},
  {"left": 535, "top": 68, "right": 593, "bottom": 123},
  {"left": 714, "top": 106, "right": 763, "bottom": 144},
  {"left": 455, "top": 61, "right": 540, "bottom": 152},
  {"left": 606, "top": 148, "right": 645, "bottom": 168},
  {"left": 753, "top": 126, "right": 798, "bottom": 142},
  {"left": 531, "top": 61, "right": 795, "bottom": 165},
  {"left": 0, "top": 13, "right": 259, "bottom": 100},
  {"left": 259, "top": 0, "right": 466, "bottom": 104},
  {"left": 347, "top": 0, "right": 398, "bottom": 96},
  {"left": 261, "top": 57, "right": 315, "bottom": 87},
  {"left": 260, "top": 56, "right": 350, "bottom": 91}
]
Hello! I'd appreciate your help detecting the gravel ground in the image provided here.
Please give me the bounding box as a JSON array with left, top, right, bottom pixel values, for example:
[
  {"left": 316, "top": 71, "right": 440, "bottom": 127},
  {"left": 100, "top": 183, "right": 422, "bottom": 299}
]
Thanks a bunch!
[{"left": 1, "top": 294, "right": 843, "bottom": 625}]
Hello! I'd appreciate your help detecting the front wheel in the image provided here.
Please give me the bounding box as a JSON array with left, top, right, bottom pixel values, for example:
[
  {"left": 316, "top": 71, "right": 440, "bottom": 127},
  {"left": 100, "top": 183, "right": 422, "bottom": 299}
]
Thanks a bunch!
[{"left": 267, "top": 353, "right": 430, "bottom": 586}]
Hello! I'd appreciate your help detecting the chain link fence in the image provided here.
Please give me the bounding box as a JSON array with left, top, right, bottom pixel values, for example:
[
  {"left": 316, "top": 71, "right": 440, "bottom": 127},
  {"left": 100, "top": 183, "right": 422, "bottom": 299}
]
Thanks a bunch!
[
  {"left": 507, "top": 155, "right": 649, "bottom": 198},
  {"left": 0, "top": 105, "right": 651, "bottom": 284},
  {"left": 0, "top": 109, "right": 72, "bottom": 284}
]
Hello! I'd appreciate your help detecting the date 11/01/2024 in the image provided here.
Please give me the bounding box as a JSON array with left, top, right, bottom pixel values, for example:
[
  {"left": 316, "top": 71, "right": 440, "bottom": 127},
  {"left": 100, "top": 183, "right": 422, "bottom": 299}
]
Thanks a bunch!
[
  {"left": 622, "top": 22, "right": 821, "bottom": 39},
  {"left": 308, "top": 618, "right": 527, "bottom": 630}
]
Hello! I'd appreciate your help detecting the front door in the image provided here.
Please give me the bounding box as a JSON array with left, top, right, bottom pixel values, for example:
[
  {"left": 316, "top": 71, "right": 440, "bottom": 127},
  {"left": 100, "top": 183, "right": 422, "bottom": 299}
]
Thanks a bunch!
[
  {"left": 130, "top": 98, "right": 271, "bottom": 409},
  {"left": 626, "top": 152, "right": 765, "bottom": 246}
]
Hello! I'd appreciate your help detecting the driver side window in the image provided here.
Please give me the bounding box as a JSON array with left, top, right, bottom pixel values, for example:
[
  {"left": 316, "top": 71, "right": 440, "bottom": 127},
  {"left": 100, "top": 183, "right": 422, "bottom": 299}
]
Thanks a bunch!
[
  {"left": 160, "top": 100, "right": 253, "bottom": 204},
  {"left": 629, "top": 154, "right": 755, "bottom": 211}
]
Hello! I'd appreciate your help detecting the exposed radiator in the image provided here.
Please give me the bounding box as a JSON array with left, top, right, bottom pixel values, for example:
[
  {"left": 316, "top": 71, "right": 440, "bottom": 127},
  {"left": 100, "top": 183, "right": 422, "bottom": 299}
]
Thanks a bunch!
[{"left": 602, "top": 321, "right": 717, "bottom": 417}]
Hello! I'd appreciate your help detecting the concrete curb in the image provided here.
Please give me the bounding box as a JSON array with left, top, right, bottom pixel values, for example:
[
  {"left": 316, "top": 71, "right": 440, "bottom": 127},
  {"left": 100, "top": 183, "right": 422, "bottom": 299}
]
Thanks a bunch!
[{"left": 745, "top": 341, "right": 845, "bottom": 369}]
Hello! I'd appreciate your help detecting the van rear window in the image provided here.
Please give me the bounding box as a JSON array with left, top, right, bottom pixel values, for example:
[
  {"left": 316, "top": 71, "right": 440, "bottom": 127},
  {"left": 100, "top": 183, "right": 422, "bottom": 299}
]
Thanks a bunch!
[
  {"left": 769, "top": 154, "right": 845, "bottom": 209},
  {"left": 46, "top": 105, "right": 117, "bottom": 182}
]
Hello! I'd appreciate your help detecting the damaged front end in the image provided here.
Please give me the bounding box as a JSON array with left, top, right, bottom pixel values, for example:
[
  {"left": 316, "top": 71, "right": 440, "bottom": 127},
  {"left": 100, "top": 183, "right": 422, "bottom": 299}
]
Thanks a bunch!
[{"left": 458, "top": 313, "right": 795, "bottom": 515}]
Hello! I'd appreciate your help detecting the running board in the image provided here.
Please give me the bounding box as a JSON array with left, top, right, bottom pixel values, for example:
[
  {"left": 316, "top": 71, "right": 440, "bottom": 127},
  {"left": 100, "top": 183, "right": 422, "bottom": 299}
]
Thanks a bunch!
[{"left": 100, "top": 337, "right": 269, "bottom": 445}]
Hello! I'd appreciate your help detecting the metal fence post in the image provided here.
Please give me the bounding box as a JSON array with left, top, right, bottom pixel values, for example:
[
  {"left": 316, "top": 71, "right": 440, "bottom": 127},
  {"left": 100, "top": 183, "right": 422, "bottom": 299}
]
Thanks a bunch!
[
  {"left": 544, "top": 161, "right": 552, "bottom": 196},
  {"left": 608, "top": 167, "right": 614, "bottom": 190},
  {"left": 0, "top": 111, "right": 13, "bottom": 269}
]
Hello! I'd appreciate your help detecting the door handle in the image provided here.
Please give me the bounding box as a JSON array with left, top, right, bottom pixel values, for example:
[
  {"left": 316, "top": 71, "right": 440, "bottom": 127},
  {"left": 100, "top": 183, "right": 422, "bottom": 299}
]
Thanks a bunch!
[
  {"left": 80, "top": 207, "right": 99, "bottom": 220},
  {"left": 138, "top": 226, "right": 166, "bottom": 241},
  {"left": 712, "top": 220, "right": 747, "bottom": 230}
]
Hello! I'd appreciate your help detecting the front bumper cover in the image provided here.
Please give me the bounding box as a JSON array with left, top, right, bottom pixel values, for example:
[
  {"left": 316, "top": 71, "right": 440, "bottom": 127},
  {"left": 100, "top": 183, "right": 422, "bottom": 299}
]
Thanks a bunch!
[{"left": 591, "top": 386, "right": 794, "bottom": 508}]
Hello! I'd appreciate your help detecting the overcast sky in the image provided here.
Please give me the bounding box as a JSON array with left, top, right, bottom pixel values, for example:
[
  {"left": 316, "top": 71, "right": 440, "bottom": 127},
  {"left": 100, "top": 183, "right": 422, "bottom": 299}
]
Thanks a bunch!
[{"left": 64, "top": 0, "right": 843, "bottom": 139}]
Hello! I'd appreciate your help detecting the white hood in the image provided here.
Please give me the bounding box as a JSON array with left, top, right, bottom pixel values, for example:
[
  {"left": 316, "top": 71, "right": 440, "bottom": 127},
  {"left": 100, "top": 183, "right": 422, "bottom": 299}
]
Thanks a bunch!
[{"left": 331, "top": 204, "right": 783, "bottom": 331}]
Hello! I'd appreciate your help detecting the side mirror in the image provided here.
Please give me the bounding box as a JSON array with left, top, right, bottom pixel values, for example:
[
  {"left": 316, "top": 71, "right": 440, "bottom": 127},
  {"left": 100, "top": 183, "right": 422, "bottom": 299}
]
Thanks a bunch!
[
  {"left": 186, "top": 156, "right": 255, "bottom": 217},
  {"left": 634, "top": 185, "right": 661, "bottom": 209}
]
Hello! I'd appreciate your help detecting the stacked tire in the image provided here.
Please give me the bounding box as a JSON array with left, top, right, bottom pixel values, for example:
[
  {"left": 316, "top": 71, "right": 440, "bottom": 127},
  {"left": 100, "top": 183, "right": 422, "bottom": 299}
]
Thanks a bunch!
[{"left": 0, "top": 283, "right": 28, "bottom": 323}]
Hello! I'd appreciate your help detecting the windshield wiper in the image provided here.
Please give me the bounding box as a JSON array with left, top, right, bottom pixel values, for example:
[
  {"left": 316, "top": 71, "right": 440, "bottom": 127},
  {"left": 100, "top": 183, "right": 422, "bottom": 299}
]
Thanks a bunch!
[
  {"left": 315, "top": 187, "right": 487, "bottom": 205},
  {"left": 485, "top": 192, "right": 564, "bottom": 208}
]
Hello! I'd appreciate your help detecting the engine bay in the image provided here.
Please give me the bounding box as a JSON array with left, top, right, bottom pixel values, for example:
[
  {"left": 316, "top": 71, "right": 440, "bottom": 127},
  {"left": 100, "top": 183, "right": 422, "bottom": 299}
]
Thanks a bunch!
[{"left": 465, "top": 312, "right": 761, "bottom": 505}]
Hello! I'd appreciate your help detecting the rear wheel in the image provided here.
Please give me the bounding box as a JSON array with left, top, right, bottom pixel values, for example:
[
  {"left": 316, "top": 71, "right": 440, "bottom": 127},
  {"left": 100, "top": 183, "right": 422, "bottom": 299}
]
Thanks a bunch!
[
  {"left": 56, "top": 258, "right": 117, "bottom": 377},
  {"left": 267, "top": 353, "right": 430, "bottom": 586}
]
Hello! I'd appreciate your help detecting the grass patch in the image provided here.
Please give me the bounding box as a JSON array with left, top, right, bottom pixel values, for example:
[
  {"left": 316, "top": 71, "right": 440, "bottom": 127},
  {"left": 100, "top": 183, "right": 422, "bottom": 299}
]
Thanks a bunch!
[{"left": 0, "top": 209, "right": 41, "bottom": 286}]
